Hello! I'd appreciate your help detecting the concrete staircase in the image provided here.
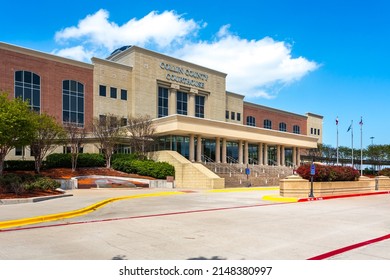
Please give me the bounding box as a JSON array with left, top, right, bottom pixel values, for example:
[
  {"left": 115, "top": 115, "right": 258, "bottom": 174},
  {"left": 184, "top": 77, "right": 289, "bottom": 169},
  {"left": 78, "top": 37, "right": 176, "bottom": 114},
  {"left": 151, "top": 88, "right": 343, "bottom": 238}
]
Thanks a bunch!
[{"left": 202, "top": 162, "right": 294, "bottom": 187}]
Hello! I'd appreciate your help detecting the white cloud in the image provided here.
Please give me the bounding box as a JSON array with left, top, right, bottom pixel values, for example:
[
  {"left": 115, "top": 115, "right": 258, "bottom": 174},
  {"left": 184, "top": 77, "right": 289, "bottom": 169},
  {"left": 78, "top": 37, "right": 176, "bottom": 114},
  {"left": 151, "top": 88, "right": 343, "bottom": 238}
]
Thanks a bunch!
[
  {"left": 53, "top": 10, "right": 318, "bottom": 99},
  {"left": 52, "top": 46, "right": 94, "bottom": 62},
  {"left": 172, "top": 26, "right": 318, "bottom": 98},
  {"left": 55, "top": 9, "right": 200, "bottom": 50}
]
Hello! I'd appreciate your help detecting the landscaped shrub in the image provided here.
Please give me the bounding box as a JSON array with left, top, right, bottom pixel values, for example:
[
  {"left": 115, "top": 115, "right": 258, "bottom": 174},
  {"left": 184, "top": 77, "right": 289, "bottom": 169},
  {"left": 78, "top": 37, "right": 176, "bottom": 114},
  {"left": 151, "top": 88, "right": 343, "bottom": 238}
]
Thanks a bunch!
[
  {"left": 112, "top": 158, "right": 175, "bottom": 179},
  {"left": 45, "top": 153, "right": 105, "bottom": 168},
  {"left": 45, "top": 153, "right": 72, "bottom": 168},
  {"left": 0, "top": 173, "right": 49, "bottom": 194},
  {"left": 0, "top": 174, "right": 24, "bottom": 195},
  {"left": 24, "top": 177, "right": 61, "bottom": 192},
  {"left": 77, "top": 153, "right": 105, "bottom": 167},
  {"left": 296, "top": 164, "right": 359, "bottom": 182},
  {"left": 378, "top": 168, "right": 390, "bottom": 177},
  {"left": 4, "top": 160, "right": 35, "bottom": 171}
]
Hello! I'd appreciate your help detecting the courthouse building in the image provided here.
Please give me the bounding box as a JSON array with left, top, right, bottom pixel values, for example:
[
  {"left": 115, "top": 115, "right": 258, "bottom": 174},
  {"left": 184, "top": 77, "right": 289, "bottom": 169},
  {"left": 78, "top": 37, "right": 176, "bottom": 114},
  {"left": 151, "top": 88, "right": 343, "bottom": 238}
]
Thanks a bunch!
[{"left": 0, "top": 42, "right": 322, "bottom": 168}]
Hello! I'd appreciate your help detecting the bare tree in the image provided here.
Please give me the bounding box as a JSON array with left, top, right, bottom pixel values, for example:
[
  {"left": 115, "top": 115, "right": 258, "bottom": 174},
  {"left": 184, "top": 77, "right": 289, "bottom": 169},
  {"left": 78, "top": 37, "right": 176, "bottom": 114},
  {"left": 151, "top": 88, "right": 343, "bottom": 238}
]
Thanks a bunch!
[
  {"left": 92, "top": 114, "right": 123, "bottom": 168},
  {"left": 30, "top": 113, "right": 64, "bottom": 173},
  {"left": 126, "top": 115, "right": 156, "bottom": 158},
  {"left": 63, "top": 122, "right": 87, "bottom": 172}
]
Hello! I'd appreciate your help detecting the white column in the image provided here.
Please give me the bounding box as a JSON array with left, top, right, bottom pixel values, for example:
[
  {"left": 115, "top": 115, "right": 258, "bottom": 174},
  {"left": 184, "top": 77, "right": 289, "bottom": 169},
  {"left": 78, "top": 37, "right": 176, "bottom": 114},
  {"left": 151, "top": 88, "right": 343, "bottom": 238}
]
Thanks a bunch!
[
  {"left": 244, "top": 141, "right": 249, "bottom": 165},
  {"left": 222, "top": 138, "right": 227, "bottom": 163},
  {"left": 189, "top": 134, "right": 195, "bottom": 162},
  {"left": 238, "top": 140, "right": 243, "bottom": 164},
  {"left": 281, "top": 146, "right": 285, "bottom": 166},
  {"left": 197, "top": 135, "right": 202, "bottom": 162},
  {"left": 264, "top": 144, "right": 268, "bottom": 165},
  {"left": 215, "top": 137, "right": 221, "bottom": 163},
  {"left": 276, "top": 145, "right": 281, "bottom": 166},
  {"left": 258, "top": 143, "right": 263, "bottom": 165}
]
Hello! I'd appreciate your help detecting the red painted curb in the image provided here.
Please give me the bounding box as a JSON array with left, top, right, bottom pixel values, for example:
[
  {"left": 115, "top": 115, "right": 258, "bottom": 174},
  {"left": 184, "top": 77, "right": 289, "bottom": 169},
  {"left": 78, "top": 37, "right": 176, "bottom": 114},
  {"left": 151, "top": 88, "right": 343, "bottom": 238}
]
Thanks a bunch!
[
  {"left": 298, "top": 191, "right": 390, "bottom": 202},
  {"left": 308, "top": 233, "right": 390, "bottom": 260}
]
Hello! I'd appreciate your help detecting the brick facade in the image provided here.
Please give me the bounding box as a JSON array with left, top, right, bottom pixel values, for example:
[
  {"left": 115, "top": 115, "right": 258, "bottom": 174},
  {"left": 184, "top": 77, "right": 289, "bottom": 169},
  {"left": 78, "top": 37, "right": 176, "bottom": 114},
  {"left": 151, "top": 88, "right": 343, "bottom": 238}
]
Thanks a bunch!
[
  {"left": 243, "top": 103, "right": 308, "bottom": 135},
  {"left": 0, "top": 46, "right": 93, "bottom": 129}
]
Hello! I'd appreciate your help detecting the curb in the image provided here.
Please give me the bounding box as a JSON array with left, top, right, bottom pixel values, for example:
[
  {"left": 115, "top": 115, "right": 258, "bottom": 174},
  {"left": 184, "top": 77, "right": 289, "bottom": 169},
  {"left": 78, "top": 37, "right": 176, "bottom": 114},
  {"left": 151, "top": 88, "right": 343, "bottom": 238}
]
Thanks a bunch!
[
  {"left": 298, "top": 191, "right": 390, "bottom": 202},
  {"left": 0, "top": 191, "right": 184, "bottom": 230},
  {"left": 0, "top": 194, "right": 73, "bottom": 205},
  {"left": 262, "top": 191, "right": 390, "bottom": 203}
]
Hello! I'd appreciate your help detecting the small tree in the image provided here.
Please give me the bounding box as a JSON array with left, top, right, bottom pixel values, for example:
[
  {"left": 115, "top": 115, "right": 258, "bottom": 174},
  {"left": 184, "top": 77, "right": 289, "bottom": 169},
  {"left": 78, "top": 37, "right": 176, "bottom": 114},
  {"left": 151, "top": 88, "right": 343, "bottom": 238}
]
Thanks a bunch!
[
  {"left": 92, "top": 114, "right": 123, "bottom": 168},
  {"left": 30, "top": 113, "right": 64, "bottom": 173},
  {"left": 126, "top": 115, "right": 156, "bottom": 158},
  {"left": 63, "top": 122, "right": 87, "bottom": 172},
  {"left": 0, "top": 92, "right": 36, "bottom": 175}
]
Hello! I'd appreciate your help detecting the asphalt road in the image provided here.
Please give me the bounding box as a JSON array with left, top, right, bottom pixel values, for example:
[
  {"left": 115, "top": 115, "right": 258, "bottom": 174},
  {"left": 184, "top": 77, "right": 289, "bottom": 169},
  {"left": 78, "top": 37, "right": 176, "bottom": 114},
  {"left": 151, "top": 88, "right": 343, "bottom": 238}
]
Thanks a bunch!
[{"left": 0, "top": 188, "right": 390, "bottom": 260}]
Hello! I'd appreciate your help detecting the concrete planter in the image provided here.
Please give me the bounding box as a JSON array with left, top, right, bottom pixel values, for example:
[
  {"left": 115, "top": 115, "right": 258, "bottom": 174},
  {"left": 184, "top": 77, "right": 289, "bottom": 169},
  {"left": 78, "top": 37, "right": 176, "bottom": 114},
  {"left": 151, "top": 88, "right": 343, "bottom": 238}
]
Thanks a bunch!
[{"left": 280, "top": 175, "right": 377, "bottom": 198}]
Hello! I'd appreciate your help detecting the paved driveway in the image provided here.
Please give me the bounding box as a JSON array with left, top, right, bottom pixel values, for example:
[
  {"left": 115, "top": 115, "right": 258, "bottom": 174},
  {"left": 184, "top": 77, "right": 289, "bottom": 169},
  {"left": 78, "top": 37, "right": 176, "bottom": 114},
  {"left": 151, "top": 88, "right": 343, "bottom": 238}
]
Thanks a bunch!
[{"left": 0, "top": 188, "right": 389, "bottom": 260}]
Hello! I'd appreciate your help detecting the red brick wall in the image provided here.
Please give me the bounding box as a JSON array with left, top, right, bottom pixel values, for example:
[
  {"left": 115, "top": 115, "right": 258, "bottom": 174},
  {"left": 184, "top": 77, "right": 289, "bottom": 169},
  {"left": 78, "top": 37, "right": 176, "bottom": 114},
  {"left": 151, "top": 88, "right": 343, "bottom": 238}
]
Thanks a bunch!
[
  {"left": 0, "top": 48, "right": 93, "bottom": 130},
  {"left": 243, "top": 103, "right": 307, "bottom": 135}
]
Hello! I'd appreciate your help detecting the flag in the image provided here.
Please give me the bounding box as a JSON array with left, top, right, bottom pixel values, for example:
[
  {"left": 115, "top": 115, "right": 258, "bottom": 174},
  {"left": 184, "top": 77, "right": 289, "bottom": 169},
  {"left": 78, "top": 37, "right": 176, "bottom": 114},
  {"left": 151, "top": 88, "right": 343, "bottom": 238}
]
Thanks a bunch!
[
  {"left": 347, "top": 122, "right": 352, "bottom": 132},
  {"left": 336, "top": 117, "right": 339, "bottom": 125},
  {"left": 359, "top": 117, "right": 363, "bottom": 126}
]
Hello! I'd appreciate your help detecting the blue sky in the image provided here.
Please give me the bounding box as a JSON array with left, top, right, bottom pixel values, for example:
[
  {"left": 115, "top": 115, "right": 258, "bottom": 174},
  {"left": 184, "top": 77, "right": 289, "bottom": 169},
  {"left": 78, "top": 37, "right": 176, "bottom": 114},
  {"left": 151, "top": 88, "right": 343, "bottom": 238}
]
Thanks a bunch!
[{"left": 2, "top": 0, "right": 390, "bottom": 148}]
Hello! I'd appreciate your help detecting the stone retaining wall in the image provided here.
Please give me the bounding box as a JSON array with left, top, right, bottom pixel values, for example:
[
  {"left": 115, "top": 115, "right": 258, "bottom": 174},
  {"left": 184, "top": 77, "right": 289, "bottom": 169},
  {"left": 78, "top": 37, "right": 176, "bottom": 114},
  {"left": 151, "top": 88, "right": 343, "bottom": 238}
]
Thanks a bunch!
[{"left": 280, "top": 175, "right": 382, "bottom": 198}]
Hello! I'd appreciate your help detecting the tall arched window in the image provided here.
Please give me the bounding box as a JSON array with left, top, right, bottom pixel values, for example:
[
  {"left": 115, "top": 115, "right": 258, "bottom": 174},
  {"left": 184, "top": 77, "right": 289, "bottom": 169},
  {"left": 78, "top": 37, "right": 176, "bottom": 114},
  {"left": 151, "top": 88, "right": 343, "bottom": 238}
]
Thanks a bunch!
[
  {"left": 264, "top": 119, "right": 272, "bottom": 129},
  {"left": 279, "top": 122, "right": 287, "bottom": 132},
  {"left": 62, "top": 80, "right": 84, "bottom": 126},
  {"left": 14, "top": 70, "right": 40, "bottom": 112},
  {"left": 246, "top": 116, "right": 256, "bottom": 126},
  {"left": 293, "top": 125, "right": 301, "bottom": 134}
]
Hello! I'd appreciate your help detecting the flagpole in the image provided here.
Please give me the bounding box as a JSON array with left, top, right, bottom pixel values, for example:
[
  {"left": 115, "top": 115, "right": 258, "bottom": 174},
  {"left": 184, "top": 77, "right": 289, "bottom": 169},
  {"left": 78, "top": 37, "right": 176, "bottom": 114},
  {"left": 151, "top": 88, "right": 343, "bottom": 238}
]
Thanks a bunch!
[
  {"left": 351, "top": 120, "right": 354, "bottom": 167},
  {"left": 336, "top": 117, "right": 339, "bottom": 165},
  {"left": 360, "top": 117, "right": 363, "bottom": 176}
]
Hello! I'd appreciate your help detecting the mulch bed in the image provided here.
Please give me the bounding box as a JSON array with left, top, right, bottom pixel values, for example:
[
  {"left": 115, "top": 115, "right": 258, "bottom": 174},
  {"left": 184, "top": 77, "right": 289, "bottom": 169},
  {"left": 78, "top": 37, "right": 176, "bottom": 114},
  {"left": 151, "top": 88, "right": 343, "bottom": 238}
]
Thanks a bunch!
[{"left": 0, "top": 167, "right": 153, "bottom": 199}]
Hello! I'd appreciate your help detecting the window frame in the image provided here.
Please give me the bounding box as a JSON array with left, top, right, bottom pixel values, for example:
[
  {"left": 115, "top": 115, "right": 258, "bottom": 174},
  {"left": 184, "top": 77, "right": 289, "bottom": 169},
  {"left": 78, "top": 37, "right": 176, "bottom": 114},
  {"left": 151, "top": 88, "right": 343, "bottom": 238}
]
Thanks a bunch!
[{"left": 264, "top": 119, "right": 272, "bottom": 129}]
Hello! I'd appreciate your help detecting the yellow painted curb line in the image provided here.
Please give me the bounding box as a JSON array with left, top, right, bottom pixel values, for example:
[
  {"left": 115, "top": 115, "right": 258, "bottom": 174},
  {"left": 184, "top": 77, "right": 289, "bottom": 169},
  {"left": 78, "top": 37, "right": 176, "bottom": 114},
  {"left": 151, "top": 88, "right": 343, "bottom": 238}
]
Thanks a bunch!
[
  {"left": 207, "top": 187, "right": 279, "bottom": 193},
  {"left": 262, "top": 195, "right": 298, "bottom": 203},
  {"left": 0, "top": 191, "right": 184, "bottom": 230}
]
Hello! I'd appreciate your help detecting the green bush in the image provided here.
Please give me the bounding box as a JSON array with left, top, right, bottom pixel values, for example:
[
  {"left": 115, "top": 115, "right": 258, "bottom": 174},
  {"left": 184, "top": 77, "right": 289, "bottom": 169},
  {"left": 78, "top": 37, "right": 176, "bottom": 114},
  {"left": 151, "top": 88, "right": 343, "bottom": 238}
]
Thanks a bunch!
[
  {"left": 0, "top": 174, "right": 24, "bottom": 194},
  {"left": 45, "top": 153, "right": 105, "bottom": 168},
  {"left": 45, "top": 153, "right": 72, "bottom": 168},
  {"left": 24, "top": 177, "right": 61, "bottom": 192},
  {"left": 112, "top": 158, "right": 174, "bottom": 179},
  {"left": 77, "top": 153, "right": 105, "bottom": 167},
  {"left": 4, "top": 160, "right": 35, "bottom": 171}
]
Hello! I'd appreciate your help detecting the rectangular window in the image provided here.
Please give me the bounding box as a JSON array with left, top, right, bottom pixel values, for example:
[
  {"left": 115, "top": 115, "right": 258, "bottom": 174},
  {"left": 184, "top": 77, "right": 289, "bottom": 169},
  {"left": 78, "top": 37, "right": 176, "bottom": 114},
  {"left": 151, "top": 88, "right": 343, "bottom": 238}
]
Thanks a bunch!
[
  {"left": 15, "top": 146, "right": 23, "bottom": 156},
  {"left": 120, "top": 89, "right": 127, "bottom": 100},
  {"left": 158, "top": 87, "right": 169, "bottom": 118},
  {"left": 231, "top": 111, "right": 235, "bottom": 120},
  {"left": 99, "top": 114, "right": 107, "bottom": 125},
  {"left": 176, "top": 91, "right": 188, "bottom": 115},
  {"left": 120, "top": 118, "right": 128, "bottom": 126},
  {"left": 318, "top": 129, "right": 320, "bottom": 135},
  {"left": 99, "top": 85, "right": 106, "bottom": 97},
  {"left": 237, "top": 112, "right": 241, "bottom": 121},
  {"left": 195, "top": 95, "right": 205, "bottom": 118},
  {"left": 226, "top": 110, "right": 229, "bottom": 119},
  {"left": 311, "top": 128, "right": 314, "bottom": 134},
  {"left": 110, "top": 87, "right": 117, "bottom": 99}
]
